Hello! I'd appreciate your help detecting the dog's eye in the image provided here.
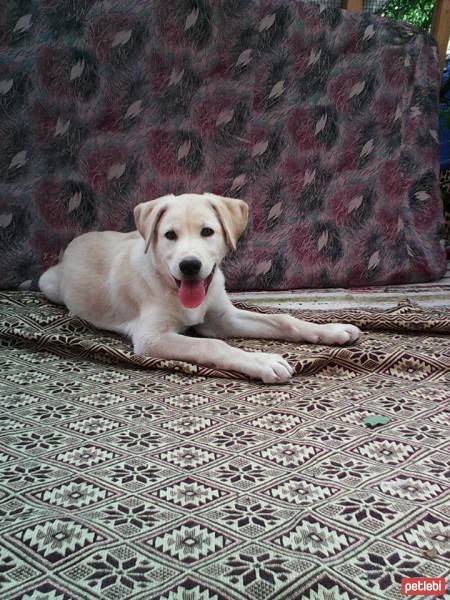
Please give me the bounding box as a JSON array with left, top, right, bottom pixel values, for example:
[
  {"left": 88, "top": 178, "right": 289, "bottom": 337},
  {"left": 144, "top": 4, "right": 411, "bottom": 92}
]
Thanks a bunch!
[
  {"left": 201, "top": 227, "right": 214, "bottom": 237},
  {"left": 165, "top": 230, "right": 177, "bottom": 241}
]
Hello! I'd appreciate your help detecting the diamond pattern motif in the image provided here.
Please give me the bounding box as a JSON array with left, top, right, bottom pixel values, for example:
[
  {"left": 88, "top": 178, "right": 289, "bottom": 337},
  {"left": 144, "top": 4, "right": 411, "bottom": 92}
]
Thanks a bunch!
[
  {"left": 160, "top": 416, "right": 220, "bottom": 437},
  {"left": 144, "top": 520, "right": 236, "bottom": 564},
  {"left": 60, "top": 545, "right": 177, "bottom": 598},
  {"left": 91, "top": 458, "right": 177, "bottom": 492},
  {"left": 349, "top": 438, "right": 421, "bottom": 465},
  {"left": 92, "top": 497, "right": 179, "bottom": 539},
  {"left": 260, "top": 476, "right": 340, "bottom": 506},
  {"left": 374, "top": 475, "right": 448, "bottom": 502},
  {"left": 61, "top": 415, "right": 124, "bottom": 436},
  {"left": 49, "top": 444, "right": 122, "bottom": 469},
  {"left": 246, "top": 411, "right": 303, "bottom": 433},
  {"left": 252, "top": 441, "right": 325, "bottom": 468},
  {"left": 154, "top": 444, "right": 225, "bottom": 471},
  {"left": 204, "top": 496, "right": 297, "bottom": 538},
  {"left": 149, "top": 477, "right": 231, "bottom": 510},
  {"left": 0, "top": 292, "right": 450, "bottom": 599},
  {"left": 10, "top": 518, "right": 108, "bottom": 565},
  {"left": 270, "top": 514, "right": 363, "bottom": 559},
  {"left": 391, "top": 512, "right": 450, "bottom": 560},
  {"left": 28, "top": 478, "right": 117, "bottom": 510}
]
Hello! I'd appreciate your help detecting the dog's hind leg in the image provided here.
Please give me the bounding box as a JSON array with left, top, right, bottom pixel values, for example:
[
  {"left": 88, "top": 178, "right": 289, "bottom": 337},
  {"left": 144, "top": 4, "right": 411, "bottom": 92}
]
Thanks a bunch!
[{"left": 39, "top": 265, "right": 63, "bottom": 304}]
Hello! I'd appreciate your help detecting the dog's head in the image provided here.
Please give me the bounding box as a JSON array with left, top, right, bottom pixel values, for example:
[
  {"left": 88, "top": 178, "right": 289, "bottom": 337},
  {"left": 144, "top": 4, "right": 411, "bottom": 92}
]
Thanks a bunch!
[{"left": 134, "top": 193, "right": 248, "bottom": 308}]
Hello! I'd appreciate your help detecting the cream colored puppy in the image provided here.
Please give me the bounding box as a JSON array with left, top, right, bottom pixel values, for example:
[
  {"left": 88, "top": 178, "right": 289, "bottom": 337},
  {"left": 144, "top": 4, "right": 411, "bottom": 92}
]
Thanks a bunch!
[{"left": 39, "top": 193, "right": 360, "bottom": 383}]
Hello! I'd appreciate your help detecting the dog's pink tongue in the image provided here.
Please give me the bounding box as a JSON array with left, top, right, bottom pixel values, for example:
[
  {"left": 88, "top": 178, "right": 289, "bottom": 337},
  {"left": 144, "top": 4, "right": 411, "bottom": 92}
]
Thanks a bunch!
[{"left": 178, "top": 280, "right": 205, "bottom": 308}]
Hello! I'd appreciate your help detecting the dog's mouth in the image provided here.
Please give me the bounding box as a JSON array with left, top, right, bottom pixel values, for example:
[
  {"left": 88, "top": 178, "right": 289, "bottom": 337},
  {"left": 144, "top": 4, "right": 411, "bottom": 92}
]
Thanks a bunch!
[{"left": 173, "top": 266, "right": 216, "bottom": 309}]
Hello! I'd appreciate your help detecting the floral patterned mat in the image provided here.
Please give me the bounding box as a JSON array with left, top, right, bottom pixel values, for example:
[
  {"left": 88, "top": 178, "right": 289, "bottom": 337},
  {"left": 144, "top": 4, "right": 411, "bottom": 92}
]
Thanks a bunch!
[{"left": 0, "top": 292, "right": 449, "bottom": 599}]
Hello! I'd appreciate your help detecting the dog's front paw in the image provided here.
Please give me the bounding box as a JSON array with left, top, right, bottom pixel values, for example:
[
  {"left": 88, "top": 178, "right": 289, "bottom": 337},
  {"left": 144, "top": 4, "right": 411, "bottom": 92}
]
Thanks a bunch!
[
  {"left": 245, "top": 352, "right": 294, "bottom": 384},
  {"left": 313, "top": 323, "right": 361, "bottom": 345}
]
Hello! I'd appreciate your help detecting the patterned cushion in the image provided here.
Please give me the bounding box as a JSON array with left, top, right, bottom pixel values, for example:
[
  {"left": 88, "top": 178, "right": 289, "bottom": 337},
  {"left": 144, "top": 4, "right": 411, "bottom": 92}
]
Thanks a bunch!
[{"left": 0, "top": 0, "right": 446, "bottom": 291}]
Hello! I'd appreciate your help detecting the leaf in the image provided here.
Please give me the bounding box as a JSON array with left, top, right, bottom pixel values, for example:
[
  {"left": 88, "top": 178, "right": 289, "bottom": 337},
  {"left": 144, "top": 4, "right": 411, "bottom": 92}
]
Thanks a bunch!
[
  {"left": 429, "top": 129, "right": 439, "bottom": 143},
  {"left": 0, "top": 79, "right": 13, "bottom": 95},
  {"left": 9, "top": 150, "right": 27, "bottom": 169},
  {"left": 256, "top": 260, "right": 272, "bottom": 276},
  {"left": 13, "top": 14, "right": 32, "bottom": 33},
  {"left": 347, "top": 195, "right": 363, "bottom": 213},
  {"left": 125, "top": 100, "right": 142, "bottom": 119},
  {"left": 54, "top": 118, "right": 70, "bottom": 137},
  {"left": 70, "top": 59, "right": 85, "bottom": 81},
  {"left": 348, "top": 80, "right": 365, "bottom": 98},
  {"left": 215, "top": 109, "right": 234, "bottom": 126},
  {"left": 267, "top": 202, "right": 282, "bottom": 220},
  {"left": 107, "top": 162, "right": 126, "bottom": 180},
  {"left": 112, "top": 29, "right": 132, "bottom": 47},
  {"left": 231, "top": 174, "right": 246, "bottom": 190},
  {"left": 169, "top": 68, "right": 184, "bottom": 86},
  {"left": 415, "top": 191, "right": 430, "bottom": 201},
  {"left": 177, "top": 140, "right": 191, "bottom": 160},
  {"left": 317, "top": 229, "right": 329, "bottom": 251},
  {"left": 406, "top": 244, "right": 414, "bottom": 257},
  {"left": 252, "top": 140, "right": 268, "bottom": 157},
  {"left": 363, "top": 24, "right": 375, "bottom": 40},
  {"left": 268, "top": 80, "right": 285, "bottom": 99},
  {"left": 0, "top": 213, "right": 13, "bottom": 228},
  {"left": 68, "top": 192, "right": 82, "bottom": 213},
  {"left": 303, "top": 168, "right": 316, "bottom": 186},
  {"left": 185, "top": 8, "right": 199, "bottom": 30},
  {"left": 314, "top": 114, "right": 327, "bottom": 135},
  {"left": 360, "top": 139, "right": 374, "bottom": 157},
  {"left": 259, "top": 13, "right": 276, "bottom": 31},
  {"left": 363, "top": 415, "right": 389, "bottom": 428},
  {"left": 368, "top": 251, "right": 380, "bottom": 270},
  {"left": 307, "top": 48, "right": 321, "bottom": 66},
  {"left": 236, "top": 49, "right": 252, "bottom": 67}
]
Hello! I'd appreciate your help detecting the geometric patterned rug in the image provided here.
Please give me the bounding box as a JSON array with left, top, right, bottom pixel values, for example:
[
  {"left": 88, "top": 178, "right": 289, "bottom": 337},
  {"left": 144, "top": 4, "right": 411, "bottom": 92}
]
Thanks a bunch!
[{"left": 0, "top": 292, "right": 448, "bottom": 599}]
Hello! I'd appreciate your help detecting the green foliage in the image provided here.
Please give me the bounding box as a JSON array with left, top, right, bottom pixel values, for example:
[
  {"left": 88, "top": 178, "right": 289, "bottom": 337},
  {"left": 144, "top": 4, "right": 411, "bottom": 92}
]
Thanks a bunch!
[{"left": 377, "top": 0, "right": 435, "bottom": 31}]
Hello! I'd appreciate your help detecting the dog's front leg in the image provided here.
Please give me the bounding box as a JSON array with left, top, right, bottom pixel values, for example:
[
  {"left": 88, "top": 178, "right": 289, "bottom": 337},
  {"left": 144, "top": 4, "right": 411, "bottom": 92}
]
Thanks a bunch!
[
  {"left": 132, "top": 331, "right": 294, "bottom": 384},
  {"left": 200, "top": 304, "right": 360, "bottom": 345}
]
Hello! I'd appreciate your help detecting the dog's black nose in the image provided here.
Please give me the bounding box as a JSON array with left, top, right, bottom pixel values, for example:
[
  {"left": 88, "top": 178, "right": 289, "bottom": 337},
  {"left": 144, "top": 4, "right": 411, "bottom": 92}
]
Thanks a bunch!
[{"left": 179, "top": 257, "right": 202, "bottom": 277}]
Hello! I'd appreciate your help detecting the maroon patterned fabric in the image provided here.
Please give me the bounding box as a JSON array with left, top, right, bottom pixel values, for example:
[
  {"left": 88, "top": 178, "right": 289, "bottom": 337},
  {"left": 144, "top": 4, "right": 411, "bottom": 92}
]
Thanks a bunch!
[{"left": 0, "top": 0, "right": 446, "bottom": 291}]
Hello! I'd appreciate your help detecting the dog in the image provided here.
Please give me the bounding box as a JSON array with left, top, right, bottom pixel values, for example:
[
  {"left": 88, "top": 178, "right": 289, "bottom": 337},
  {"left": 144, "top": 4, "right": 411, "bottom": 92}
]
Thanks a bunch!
[{"left": 39, "top": 193, "right": 360, "bottom": 383}]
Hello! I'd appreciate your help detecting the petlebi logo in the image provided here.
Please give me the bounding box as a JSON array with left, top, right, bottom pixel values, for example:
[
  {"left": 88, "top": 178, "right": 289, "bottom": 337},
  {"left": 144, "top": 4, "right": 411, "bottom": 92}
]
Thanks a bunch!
[{"left": 401, "top": 578, "right": 446, "bottom": 596}]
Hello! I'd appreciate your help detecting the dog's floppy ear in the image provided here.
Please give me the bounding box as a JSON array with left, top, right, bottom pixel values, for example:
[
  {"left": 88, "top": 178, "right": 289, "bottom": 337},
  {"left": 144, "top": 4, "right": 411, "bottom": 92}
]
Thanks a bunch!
[
  {"left": 210, "top": 195, "right": 248, "bottom": 251},
  {"left": 134, "top": 197, "right": 168, "bottom": 253}
]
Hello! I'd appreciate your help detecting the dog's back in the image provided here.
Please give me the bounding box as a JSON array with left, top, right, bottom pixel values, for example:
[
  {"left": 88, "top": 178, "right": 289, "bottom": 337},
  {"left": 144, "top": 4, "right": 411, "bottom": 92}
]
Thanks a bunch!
[{"left": 39, "top": 230, "right": 141, "bottom": 332}]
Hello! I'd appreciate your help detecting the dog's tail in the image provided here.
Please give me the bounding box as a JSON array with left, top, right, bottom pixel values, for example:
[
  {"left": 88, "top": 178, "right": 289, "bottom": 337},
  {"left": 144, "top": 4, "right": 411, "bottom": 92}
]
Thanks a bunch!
[{"left": 39, "top": 265, "right": 63, "bottom": 304}]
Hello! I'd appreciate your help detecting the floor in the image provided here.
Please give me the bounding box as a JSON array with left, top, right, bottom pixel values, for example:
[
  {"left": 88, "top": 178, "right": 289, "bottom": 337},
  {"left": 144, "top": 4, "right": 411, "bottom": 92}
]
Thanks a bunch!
[{"left": 231, "top": 264, "right": 450, "bottom": 311}]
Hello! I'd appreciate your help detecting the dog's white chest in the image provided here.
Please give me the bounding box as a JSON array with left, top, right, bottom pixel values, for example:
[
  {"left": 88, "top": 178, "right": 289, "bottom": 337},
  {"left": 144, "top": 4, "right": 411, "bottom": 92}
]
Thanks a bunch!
[{"left": 181, "top": 306, "right": 207, "bottom": 327}]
